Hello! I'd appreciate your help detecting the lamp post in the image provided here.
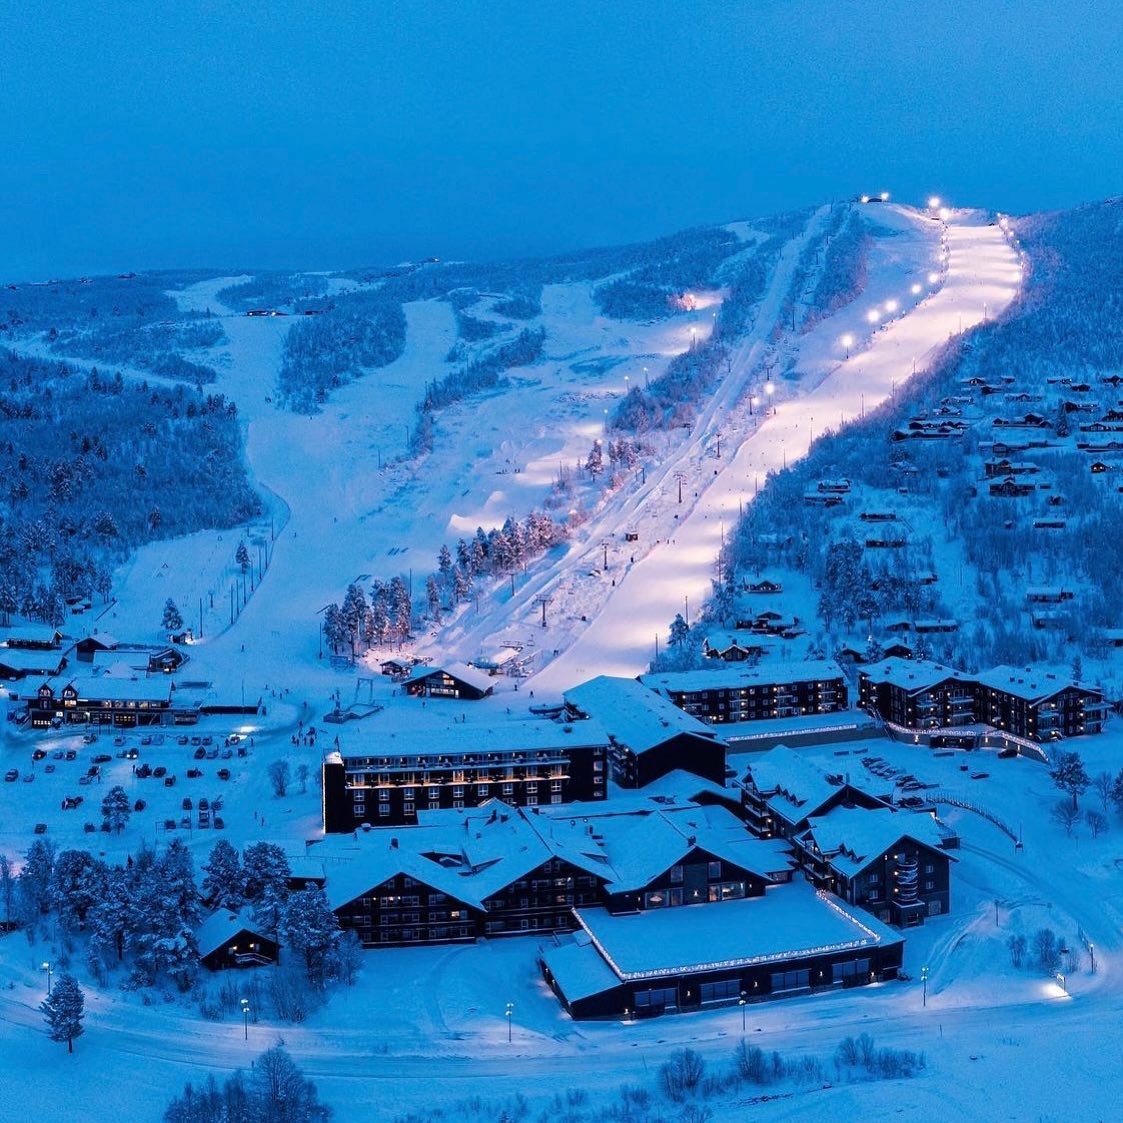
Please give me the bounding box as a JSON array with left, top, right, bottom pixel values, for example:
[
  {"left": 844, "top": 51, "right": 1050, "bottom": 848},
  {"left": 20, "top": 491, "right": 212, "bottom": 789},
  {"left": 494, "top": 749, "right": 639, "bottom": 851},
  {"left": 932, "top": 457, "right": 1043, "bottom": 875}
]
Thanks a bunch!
[
  {"left": 921, "top": 965, "right": 929, "bottom": 1007},
  {"left": 764, "top": 381, "right": 775, "bottom": 415},
  {"left": 42, "top": 961, "right": 52, "bottom": 997},
  {"left": 841, "top": 333, "right": 853, "bottom": 360},
  {"left": 241, "top": 998, "right": 250, "bottom": 1040},
  {"left": 739, "top": 992, "right": 747, "bottom": 1032},
  {"left": 750, "top": 394, "right": 759, "bottom": 416},
  {"left": 505, "top": 1002, "right": 514, "bottom": 1043},
  {"left": 1090, "top": 943, "right": 1096, "bottom": 974}
]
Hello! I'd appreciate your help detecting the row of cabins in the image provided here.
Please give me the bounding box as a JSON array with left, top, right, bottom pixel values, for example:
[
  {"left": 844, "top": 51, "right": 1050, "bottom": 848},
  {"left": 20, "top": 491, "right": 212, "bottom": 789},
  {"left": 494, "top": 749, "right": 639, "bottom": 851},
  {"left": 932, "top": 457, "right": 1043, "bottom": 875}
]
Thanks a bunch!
[
  {"left": 858, "top": 657, "right": 1107, "bottom": 741},
  {"left": 0, "top": 625, "right": 186, "bottom": 684}
]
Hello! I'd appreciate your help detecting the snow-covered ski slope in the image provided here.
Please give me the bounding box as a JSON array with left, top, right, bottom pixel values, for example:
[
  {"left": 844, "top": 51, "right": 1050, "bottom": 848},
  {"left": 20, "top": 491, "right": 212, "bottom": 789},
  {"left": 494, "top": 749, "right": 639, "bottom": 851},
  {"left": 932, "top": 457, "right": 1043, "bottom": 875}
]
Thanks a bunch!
[{"left": 515, "top": 208, "right": 1022, "bottom": 691}]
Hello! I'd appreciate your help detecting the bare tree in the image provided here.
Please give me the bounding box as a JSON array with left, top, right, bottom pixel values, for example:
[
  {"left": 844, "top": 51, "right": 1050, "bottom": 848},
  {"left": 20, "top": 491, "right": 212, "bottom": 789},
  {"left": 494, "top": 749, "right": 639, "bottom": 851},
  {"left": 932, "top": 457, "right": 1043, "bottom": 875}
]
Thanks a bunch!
[
  {"left": 1052, "top": 799, "right": 1080, "bottom": 837},
  {"left": 1086, "top": 808, "right": 1108, "bottom": 839},
  {"left": 297, "top": 763, "right": 310, "bottom": 794},
  {"left": 1093, "top": 770, "right": 1113, "bottom": 813},
  {"left": 267, "top": 759, "right": 291, "bottom": 798}
]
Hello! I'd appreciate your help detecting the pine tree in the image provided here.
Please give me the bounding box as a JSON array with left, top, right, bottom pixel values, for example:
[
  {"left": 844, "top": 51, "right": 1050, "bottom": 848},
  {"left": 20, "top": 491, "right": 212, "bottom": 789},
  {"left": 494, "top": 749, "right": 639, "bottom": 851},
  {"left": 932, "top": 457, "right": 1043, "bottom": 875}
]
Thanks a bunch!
[
  {"left": 669, "top": 613, "right": 689, "bottom": 647},
  {"left": 425, "top": 575, "right": 442, "bottom": 623},
  {"left": 201, "top": 840, "right": 243, "bottom": 911},
  {"left": 1051, "top": 750, "right": 1090, "bottom": 810},
  {"left": 585, "top": 440, "right": 604, "bottom": 477},
  {"left": 281, "top": 887, "right": 341, "bottom": 984},
  {"left": 88, "top": 866, "right": 133, "bottom": 963},
  {"left": 243, "top": 843, "right": 290, "bottom": 937},
  {"left": 235, "top": 540, "right": 250, "bottom": 573},
  {"left": 101, "top": 785, "right": 131, "bottom": 833},
  {"left": 20, "top": 837, "right": 56, "bottom": 918},
  {"left": 41, "top": 974, "right": 84, "bottom": 1053},
  {"left": 437, "top": 544, "right": 453, "bottom": 584},
  {"left": 452, "top": 565, "right": 471, "bottom": 604},
  {"left": 162, "top": 598, "right": 183, "bottom": 632},
  {"left": 51, "top": 849, "right": 104, "bottom": 932}
]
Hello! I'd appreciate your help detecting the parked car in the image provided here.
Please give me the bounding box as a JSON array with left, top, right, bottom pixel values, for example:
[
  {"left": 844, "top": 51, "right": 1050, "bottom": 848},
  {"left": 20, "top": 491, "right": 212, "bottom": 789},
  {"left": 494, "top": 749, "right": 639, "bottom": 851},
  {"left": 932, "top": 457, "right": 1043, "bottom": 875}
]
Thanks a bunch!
[
  {"left": 217, "top": 769, "right": 231, "bottom": 781},
  {"left": 221, "top": 748, "right": 233, "bottom": 760},
  {"left": 178, "top": 736, "right": 190, "bottom": 746},
  {"left": 193, "top": 747, "right": 207, "bottom": 760},
  {"left": 152, "top": 766, "right": 167, "bottom": 778},
  {"left": 163, "top": 775, "right": 177, "bottom": 787},
  {"left": 4, "top": 769, "right": 18, "bottom": 782},
  {"left": 213, "top": 816, "right": 225, "bottom": 829},
  {"left": 206, "top": 748, "right": 219, "bottom": 760},
  {"left": 186, "top": 768, "right": 203, "bottom": 779},
  {"left": 22, "top": 772, "right": 34, "bottom": 783},
  {"left": 180, "top": 816, "right": 191, "bottom": 829},
  {"left": 65, "top": 749, "right": 77, "bottom": 761},
  {"left": 82, "top": 733, "right": 97, "bottom": 744},
  {"left": 190, "top": 736, "right": 201, "bottom": 746},
  {"left": 164, "top": 819, "right": 177, "bottom": 831},
  {"left": 33, "top": 823, "right": 47, "bottom": 834},
  {"left": 124, "top": 747, "right": 139, "bottom": 760},
  {"left": 202, "top": 736, "right": 213, "bottom": 746},
  {"left": 136, "top": 763, "right": 152, "bottom": 778},
  {"left": 44, "top": 763, "right": 55, "bottom": 773},
  {"left": 93, "top": 753, "right": 112, "bottom": 764},
  {"left": 113, "top": 736, "right": 125, "bottom": 747},
  {"left": 32, "top": 748, "right": 47, "bottom": 761},
  {"left": 83, "top": 822, "right": 96, "bottom": 833},
  {"left": 140, "top": 736, "right": 153, "bottom": 746},
  {"left": 182, "top": 797, "right": 193, "bottom": 811},
  {"left": 134, "top": 799, "right": 147, "bottom": 811},
  {"left": 78, "top": 775, "right": 91, "bottom": 786},
  {"left": 199, "top": 798, "right": 209, "bottom": 810}
]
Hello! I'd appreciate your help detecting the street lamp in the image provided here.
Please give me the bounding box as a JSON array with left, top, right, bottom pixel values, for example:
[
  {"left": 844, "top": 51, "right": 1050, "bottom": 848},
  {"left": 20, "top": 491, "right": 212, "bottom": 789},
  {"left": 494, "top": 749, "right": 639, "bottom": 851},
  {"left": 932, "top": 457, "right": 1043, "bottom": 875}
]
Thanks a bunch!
[
  {"left": 840, "top": 333, "right": 854, "bottom": 359},
  {"left": 505, "top": 1002, "right": 514, "bottom": 1043},
  {"left": 42, "top": 961, "right": 52, "bottom": 996},
  {"left": 866, "top": 308, "right": 880, "bottom": 325},
  {"left": 739, "top": 992, "right": 747, "bottom": 1032},
  {"left": 750, "top": 394, "right": 759, "bottom": 416},
  {"left": 240, "top": 997, "right": 250, "bottom": 1040},
  {"left": 884, "top": 299, "right": 899, "bottom": 315},
  {"left": 927, "top": 195, "right": 941, "bottom": 210},
  {"left": 764, "top": 381, "right": 775, "bottom": 414},
  {"left": 921, "top": 965, "right": 929, "bottom": 1007},
  {"left": 910, "top": 282, "right": 922, "bottom": 295}
]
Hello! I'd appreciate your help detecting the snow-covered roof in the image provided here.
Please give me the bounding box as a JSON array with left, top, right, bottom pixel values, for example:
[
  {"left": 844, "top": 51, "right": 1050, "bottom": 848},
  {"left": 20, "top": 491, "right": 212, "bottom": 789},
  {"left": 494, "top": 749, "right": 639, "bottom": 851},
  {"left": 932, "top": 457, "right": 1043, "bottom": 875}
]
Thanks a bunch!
[
  {"left": 564, "top": 676, "right": 719, "bottom": 755},
  {"left": 541, "top": 930, "right": 622, "bottom": 1001},
  {"left": 335, "top": 716, "right": 611, "bottom": 760},
  {"left": 406, "top": 660, "right": 494, "bottom": 693},
  {"left": 974, "top": 665, "right": 1091, "bottom": 703},
  {"left": 570, "top": 881, "right": 902, "bottom": 982},
  {"left": 800, "top": 806, "right": 952, "bottom": 880},
  {"left": 536, "top": 801, "right": 793, "bottom": 893},
  {"left": 0, "top": 623, "right": 65, "bottom": 646},
  {"left": 40, "top": 675, "right": 173, "bottom": 703},
  {"left": 743, "top": 745, "right": 846, "bottom": 820},
  {"left": 860, "top": 657, "right": 968, "bottom": 693},
  {"left": 195, "top": 909, "right": 274, "bottom": 959},
  {"left": 0, "top": 647, "right": 66, "bottom": 672},
  {"left": 702, "top": 628, "right": 775, "bottom": 653},
  {"left": 642, "top": 659, "right": 845, "bottom": 695}
]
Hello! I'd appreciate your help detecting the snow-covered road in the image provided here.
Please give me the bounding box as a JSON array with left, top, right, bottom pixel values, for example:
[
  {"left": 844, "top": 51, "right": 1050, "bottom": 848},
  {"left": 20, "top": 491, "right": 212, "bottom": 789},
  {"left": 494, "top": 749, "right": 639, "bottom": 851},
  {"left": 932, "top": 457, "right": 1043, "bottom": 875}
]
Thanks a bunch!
[{"left": 525, "top": 209, "right": 1021, "bottom": 691}]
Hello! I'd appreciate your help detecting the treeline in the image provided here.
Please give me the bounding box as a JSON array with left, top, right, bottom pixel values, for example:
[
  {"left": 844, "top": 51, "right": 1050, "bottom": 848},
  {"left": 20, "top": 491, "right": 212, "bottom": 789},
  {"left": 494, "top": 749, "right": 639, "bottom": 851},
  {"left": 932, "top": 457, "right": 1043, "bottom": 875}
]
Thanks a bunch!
[
  {"left": 278, "top": 291, "right": 407, "bottom": 412},
  {"left": 409, "top": 326, "right": 546, "bottom": 454},
  {"left": 592, "top": 227, "right": 741, "bottom": 321},
  {"left": 0, "top": 349, "right": 261, "bottom": 623},
  {"left": 611, "top": 227, "right": 798, "bottom": 434},
  {"left": 323, "top": 510, "right": 567, "bottom": 655},
  {"left": 802, "top": 207, "right": 872, "bottom": 331},
  {"left": 215, "top": 271, "right": 331, "bottom": 312}
]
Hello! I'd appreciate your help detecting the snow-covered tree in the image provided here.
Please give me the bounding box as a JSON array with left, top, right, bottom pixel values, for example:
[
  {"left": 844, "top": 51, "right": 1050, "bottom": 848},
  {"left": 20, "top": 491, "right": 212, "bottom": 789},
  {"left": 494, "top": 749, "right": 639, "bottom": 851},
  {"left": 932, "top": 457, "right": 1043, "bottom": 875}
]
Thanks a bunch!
[
  {"left": 243, "top": 843, "right": 290, "bottom": 937},
  {"left": 51, "top": 849, "right": 104, "bottom": 932},
  {"left": 41, "top": 973, "right": 84, "bottom": 1053},
  {"left": 1051, "top": 750, "right": 1090, "bottom": 809},
  {"left": 282, "top": 887, "right": 340, "bottom": 985},
  {"left": 162, "top": 598, "right": 183, "bottom": 633},
  {"left": 201, "top": 840, "right": 243, "bottom": 911},
  {"left": 425, "top": 574, "right": 442, "bottom": 623},
  {"left": 235, "top": 540, "right": 250, "bottom": 573},
  {"left": 101, "top": 785, "right": 131, "bottom": 834},
  {"left": 669, "top": 613, "right": 689, "bottom": 647},
  {"left": 20, "top": 837, "right": 56, "bottom": 918}
]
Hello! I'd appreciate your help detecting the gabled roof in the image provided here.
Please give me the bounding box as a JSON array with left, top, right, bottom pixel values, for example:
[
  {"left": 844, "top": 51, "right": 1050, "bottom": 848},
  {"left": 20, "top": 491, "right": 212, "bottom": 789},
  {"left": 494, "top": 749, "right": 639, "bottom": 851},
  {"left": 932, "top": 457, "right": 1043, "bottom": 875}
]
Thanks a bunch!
[
  {"left": 800, "top": 806, "right": 953, "bottom": 879},
  {"left": 46, "top": 675, "right": 173, "bottom": 703},
  {"left": 407, "top": 660, "right": 493, "bottom": 694},
  {"left": 860, "top": 657, "right": 968, "bottom": 693},
  {"left": 195, "top": 909, "right": 276, "bottom": 959},
  {"left": 564, "top": 676, "right": 719, "bottom": 755},
  {"left": 743, "top": 746, "right": 885, "bottom": 825},
  {"left": 0, "top": 647, "right": 66, "bottom": 672},
  {"left": 975, "top": 664, "right": 1097, "bottom": 703}
]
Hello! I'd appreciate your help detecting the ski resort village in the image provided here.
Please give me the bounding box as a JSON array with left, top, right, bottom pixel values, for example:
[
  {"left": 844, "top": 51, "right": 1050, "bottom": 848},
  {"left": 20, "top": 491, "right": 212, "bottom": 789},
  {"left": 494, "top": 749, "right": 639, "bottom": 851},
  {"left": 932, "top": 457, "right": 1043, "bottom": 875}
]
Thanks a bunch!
[{"left": 5, "top": 190, "right": 1123, "bottom": 1123}]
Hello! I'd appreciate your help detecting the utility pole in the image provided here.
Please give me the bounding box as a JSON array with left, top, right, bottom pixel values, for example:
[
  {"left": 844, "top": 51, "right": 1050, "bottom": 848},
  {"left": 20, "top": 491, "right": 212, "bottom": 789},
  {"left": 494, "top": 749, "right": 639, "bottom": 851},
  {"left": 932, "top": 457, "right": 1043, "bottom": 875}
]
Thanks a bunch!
[{"left": 675, "top": 471, "right": 686, "bottom": 504}]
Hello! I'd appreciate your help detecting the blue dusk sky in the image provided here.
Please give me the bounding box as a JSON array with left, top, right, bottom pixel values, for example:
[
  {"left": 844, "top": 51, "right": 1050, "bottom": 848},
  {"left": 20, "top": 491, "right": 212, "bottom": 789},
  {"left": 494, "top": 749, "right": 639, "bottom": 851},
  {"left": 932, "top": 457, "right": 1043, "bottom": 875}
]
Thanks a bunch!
[{"left": 2, "top": 0, "right": 1121, "bottom": 278}]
